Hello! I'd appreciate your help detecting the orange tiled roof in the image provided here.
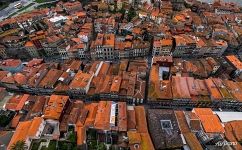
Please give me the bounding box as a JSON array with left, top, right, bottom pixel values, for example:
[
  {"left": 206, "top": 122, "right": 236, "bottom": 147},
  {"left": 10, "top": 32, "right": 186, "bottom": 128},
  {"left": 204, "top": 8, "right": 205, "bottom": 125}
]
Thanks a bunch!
[
  {"left": 127, "top": 131, "right": 141, "bottom": 144},
  {"left": 68, "top": 60, "right": 82, "bottom": 72},
  {"left": 172, "top": 76, "right": 191, "bottom": 99},
  {"left": 193, "top": 108, "right": 225, "bottom": 133},
  {"left": 10, "top": 114, "right": 22, "bottom": 128},
  {"left": 226, "top": 55, "right": 242, "bottom": 70},
  {"left": 5, "top": 94, "right": 29, "bottom": 111},
  {"left": 161, "top": 39, "right": 173, "bottom": 46},
  {"left": 127, "top": 109, "right": 136, "bottom": 130},
  {"left": 94, "top": 101, "right": 111, "bottom": 130},
  {"left": 7, "top": 117, "right": 43, "bottom": 150},
  {"left": 225, "top": 120, "right": 242, "bottom": 150},
  {"left": 75, "top": 11, "right": 86, "bottom": 17},
  {"left": 134, "top": 106, "right": 148, "bottom": 133},
  {"left": 44, "top": 95, "right": 69, "bottom": 120},
  {"left": 25, "top": 41, "right": 34, "bottom": 47},
  {"left": 14, "top": 73, "right": 27, "bottom": 85},
  {"left": 140, "top": 133, "right": 155, "bottom": 150},
  {"left": 118, "top": 102, "right": 127, "bottom": 132},
  {"left": 27, "top": 117, "right": 43, "bottom": 137},
  {"left": 204, "top": 78, "right": 223, "bottom": 100},
  {"left": 183, "top": 132, "right": 203, "bottom": 150},
  {"left": 26, "top": 59, "right": 43, "bottom": 67},
  {"left": 76, "top": 126, "right": 86, "bottom": 145},
  {"left": 0, "top": 71, "right": 9, "bottom": 80},
  {"left": 69, "top": 71, "right": 93, "bottom": 90},
  {"left": 110, "top": 76, "right": 122, "bottom": 93},
  {"left": 223, "top": 80, "right": 242, "bottom": 102},
  {"left": 7, "top": 121, "right": 31, "bottom": 150},
  {"left": 103, "top": 34, "right": 115, "bottom": 46},
  {"left": 38, "top": 69, "right": 63, "bottom": 88},
  {"left": 175, "top": 111, "right": 190, "bottom": 133},
  {"left": 99, "top": 75, "right": 112, "bottom": 94},
  {"left": 84, "top": 103, "right": 98, "bottom": 127},
  {"left": 0, "top": 59, "right": 22, "bottom": 68}
]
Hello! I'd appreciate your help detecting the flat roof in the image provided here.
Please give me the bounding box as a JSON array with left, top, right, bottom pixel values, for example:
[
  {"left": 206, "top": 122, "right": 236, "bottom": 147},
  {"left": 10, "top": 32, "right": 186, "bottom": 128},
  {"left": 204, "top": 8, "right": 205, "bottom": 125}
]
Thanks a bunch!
[{"left": 215, "top": 111, "right": 242, "bottom": 123}]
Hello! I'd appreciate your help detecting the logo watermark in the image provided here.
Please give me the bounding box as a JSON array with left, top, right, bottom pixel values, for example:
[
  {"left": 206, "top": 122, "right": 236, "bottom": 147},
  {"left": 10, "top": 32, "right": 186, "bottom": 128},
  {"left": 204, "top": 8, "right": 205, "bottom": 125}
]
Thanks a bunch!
[{"left": 215, "top": 141, "right": 237, "bottom": 147}]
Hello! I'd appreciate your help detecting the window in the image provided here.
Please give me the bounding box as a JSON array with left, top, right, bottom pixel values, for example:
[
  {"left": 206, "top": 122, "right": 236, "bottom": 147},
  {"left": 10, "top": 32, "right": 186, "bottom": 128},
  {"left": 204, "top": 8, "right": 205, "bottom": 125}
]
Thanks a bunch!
[{"left": 160, "top": 120, "right": 173, "bottom": 129}]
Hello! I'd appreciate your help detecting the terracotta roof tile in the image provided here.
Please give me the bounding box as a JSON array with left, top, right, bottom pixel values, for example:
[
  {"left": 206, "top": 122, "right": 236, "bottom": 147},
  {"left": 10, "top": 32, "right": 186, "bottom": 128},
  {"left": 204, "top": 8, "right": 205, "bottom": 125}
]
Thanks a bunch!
[
  {"left": 110, "top": 76, "right": 122, "bottom": 93},
  {"left": 69, "top": 71, "right": 93, "bottom": 90},
  {"left": 94, "top": 101, "right": 111, "bottom": 130},
  {"left": 127, "top": 109, "right": 136, "bottom": 130},
  {"left": 183, "top": 132, "right": 203, "bottom": 150},
  {"left": 0, "top": 71, "right": 9, "bottom": 80},
  {"left": 175, "top": 111, "right": 190, "bottom": 133},
  {"left": 8, "top": 117, "right": 44, "bottom": 150},
  {"left": 7, "top": 121, "right": 32, "bottom": 150},
  {"left": 76, "top": 126, "right": 86, "bottom": 145},
  {"left": 5, "top": 94, "right": 29, "bottom": 111},
  {"left": 134, "top": 106, "right": 148, "bottom": 133},
  {"left": 84, "top": 103, "right": 98, "bottom": 127},
  {"left": 38, "top": 69, "right": 63, "bottom": 88},
  {"left": 204, "top": 78, "right": 223, "bottom": 100},
  {"left": 25, "top": 41, "right": 34, "bottom": 47},
  {"left": 44, "top": 95, "right": 69, "bottom": 120},
  {"left": 226, "top": 55, "right": 242, "bottom": 70},
  {"left": 193, "top": 108, "right": 225, "bottom": 133},
  {"left": 127, "top": 131, "right": 141, "bottom": 144},
  {"left": 117, "top": 102, "right": 127, "bottom": 132},
  {"left": 225, "top": 121, "right": 242, "bottom": 150}
]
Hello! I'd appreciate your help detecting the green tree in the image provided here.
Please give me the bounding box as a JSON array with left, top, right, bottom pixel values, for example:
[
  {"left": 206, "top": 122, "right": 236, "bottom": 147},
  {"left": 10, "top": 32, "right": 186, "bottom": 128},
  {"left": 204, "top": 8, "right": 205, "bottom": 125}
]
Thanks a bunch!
[
  {"left": 0, "top": 115, "right": 10, "bottom": 127},
  {"left": 127, "top": 7, "right": 136, "bottom": 21},
  {"left": 68, "top": 131, "right": 77, "bottom": 143},
  {"left": 10, "top": 140, "right": 27, "bottom": 150}
]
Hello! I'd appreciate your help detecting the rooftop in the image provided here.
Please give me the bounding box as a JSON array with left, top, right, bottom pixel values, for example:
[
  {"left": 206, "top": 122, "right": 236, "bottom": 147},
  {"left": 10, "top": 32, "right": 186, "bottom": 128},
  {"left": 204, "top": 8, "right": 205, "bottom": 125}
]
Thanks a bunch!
[
  {"left": 94, "top": 101, "right": 111, "bottom": 130},
  {"left": 69, "top": 71, "right": 93, "bottom": 90},
  {"left": 38, "top": 69, "right": 63, "bottom": 88},
  {"left": 226, "top": 55, "right": 242, "bottom": 70},
  {"left": 44, "top": 95, "right": 69, "bottom": 120},
  {"left": 193, "top": 108, "right": 225, "bottom": 133},
  {"left": 147, "top": 109, "right": 183, "bottom": 149},
  {"left": 4, "top": 94, "right": 29, "bottom": 111},
  {"left": 7, "top": 117, "right": 43, "bottom": 150},
  {"left": 0, "top": 59, "right": 22, "bottom": 68}
]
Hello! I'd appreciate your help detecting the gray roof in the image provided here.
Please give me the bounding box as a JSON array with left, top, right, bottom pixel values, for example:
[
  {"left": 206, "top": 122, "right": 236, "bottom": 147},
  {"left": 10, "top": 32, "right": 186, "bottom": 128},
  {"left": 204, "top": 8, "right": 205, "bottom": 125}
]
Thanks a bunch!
[
  {"left": 214, "top": 111, "right": 242, "bottom": 123},
  {"left": 147, "top": 109, "right": 183, "bottom": 149},
  {"left": 0, "top": 131, "right": 14, "bottom": 149}
]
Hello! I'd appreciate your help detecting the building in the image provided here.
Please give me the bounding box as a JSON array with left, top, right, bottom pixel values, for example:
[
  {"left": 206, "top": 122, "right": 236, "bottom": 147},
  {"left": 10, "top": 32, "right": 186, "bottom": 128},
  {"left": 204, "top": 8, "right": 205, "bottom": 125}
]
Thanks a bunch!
[
  {"left": 68, "top": 43, "right": 88, "bottom": 59},
  {"left": 224, "top": 120, "right": 242, "bottom": 150},
  {"left": 43, "top": 95, "right": 70, "bottom": 121},
  {"left": 91, "top": 33, "right": 115, "bottom": 60},
  {"left": 62, "top": 1, "right": 83, "bottom": 14},
  {"left": 49, "top": 15, "right": 67, "bottom": 27},
  {"left": 4, "top": 94, "right": 30, "bottom": 111},
  {"left": 225, "top": 55, "right": 242, "bottom": 77},
  {"left": 0, "top": 44, "right": 8, "bottom": 59},
  {"left": 41, "top": 35, "right": 64, "bottom": 59},
  {"left": 173, "top": 34, "right": 197, "bottom": 57},
  {"left": 94, "top": 17, "right": 117, "bottom": 33},
  {"left": 193, "top": 108, "right": 225, "bottom": 134},
  {"left": 173, "top": 35, "right": 228, "bottom": 57},
  {"left": 7, "top": 117, "right": 45, "bottom": 150},
  {"left": 153, "top": 38, "right": 173, "bottom": 56},
  {"left": 38, "top": 69, "right": 63, "bottom": 92},
  {"left": 69, "top": 71, "right": 94, "bottom": 95},
  {"left": 0, "top": 59, "right": 23, "bottom": 73},
  {"left": 147, "top": 109, "right": 183, "bottom": 149},
  {"left": 57, "top": 43, "right": 70, "bottom": 60},
  {"left": 24, "top": 41, "right": 40, "bottom": 58}
]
